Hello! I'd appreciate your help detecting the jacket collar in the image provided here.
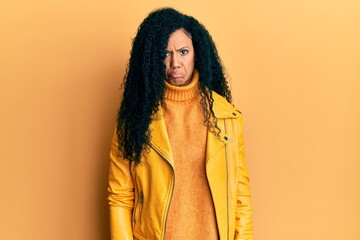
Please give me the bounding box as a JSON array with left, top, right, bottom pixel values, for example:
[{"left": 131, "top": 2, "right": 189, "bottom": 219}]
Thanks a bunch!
[{"left": 211, "top": 91, "right": 241, "bottom": 119}]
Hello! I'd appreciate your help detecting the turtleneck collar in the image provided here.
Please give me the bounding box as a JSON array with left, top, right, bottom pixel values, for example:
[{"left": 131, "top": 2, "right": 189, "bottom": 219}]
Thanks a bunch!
[{"left": 164, "top": 70, "right": 200, "bottom": 104}]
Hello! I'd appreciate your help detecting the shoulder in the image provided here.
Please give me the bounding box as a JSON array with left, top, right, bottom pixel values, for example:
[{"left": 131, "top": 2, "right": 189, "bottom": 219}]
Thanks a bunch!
[{"left": 211, "top": 91, "right": 242, "bottom": 120}]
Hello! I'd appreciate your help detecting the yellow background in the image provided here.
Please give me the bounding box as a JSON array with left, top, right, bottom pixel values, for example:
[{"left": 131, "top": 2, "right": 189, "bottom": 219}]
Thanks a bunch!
[{"left": 1, "top": 0, "right": 359, "bottom": 239}]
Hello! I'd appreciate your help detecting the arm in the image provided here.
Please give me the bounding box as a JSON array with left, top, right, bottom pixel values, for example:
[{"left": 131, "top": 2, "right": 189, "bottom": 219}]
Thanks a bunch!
[
  {"left": 107, "top": 128, "right": 134, "bottom": 240},
  {"left": 235, "top": 114, "right": 254, "bottom": 240}
]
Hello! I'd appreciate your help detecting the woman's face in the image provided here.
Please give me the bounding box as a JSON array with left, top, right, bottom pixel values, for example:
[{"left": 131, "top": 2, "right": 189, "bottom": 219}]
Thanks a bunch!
[{"left": 164, "top": 29, "right": 195, "bottom": 86}]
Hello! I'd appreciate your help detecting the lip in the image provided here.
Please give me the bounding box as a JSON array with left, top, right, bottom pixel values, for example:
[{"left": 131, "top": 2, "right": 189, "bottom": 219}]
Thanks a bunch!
[{"left": 169, "top": 71, "right": 183, "bottom": 78}]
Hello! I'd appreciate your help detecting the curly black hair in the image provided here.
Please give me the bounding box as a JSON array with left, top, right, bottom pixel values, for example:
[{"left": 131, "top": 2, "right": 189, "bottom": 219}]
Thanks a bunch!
[{"left": 117, "top": 7, "right": 232, "bottom": 164}]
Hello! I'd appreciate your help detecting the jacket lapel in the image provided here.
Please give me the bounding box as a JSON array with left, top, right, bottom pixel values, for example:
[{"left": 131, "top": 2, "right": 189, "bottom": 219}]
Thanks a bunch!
[
  {"left": 147, "top": 107, "right": 174, "bottom": 166},
  {"left": 205, "top": 118, "right": 229, "bottom": 239},
  {"left": 205, "top": 91, "right": 239, "bottom": 163}
]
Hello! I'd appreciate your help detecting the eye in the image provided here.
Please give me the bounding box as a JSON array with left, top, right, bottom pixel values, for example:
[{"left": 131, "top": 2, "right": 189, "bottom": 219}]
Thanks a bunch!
[
  {"left": 165, "top": 52, "right": 171, "bottom": 57},
  {"left": 180, "top": 49, "right": 189, "bottom": 55}
]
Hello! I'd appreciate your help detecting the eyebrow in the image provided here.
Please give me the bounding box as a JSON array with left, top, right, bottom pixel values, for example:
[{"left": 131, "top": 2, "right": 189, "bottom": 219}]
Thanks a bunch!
[{"left": 166, "top": 46, "right": 190, "bottom": 51}]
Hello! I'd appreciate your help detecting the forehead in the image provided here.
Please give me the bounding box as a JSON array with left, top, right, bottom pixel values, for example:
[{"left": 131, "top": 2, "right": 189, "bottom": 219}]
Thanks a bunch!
[{"left": 167, "top": 29, "right": 193, "bottom": 47}]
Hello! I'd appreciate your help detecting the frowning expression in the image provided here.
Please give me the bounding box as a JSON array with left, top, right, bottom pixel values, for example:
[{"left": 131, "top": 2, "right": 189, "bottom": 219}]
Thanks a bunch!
[{"left": 164, "top": 29, "right": 195, "bottom": 86}]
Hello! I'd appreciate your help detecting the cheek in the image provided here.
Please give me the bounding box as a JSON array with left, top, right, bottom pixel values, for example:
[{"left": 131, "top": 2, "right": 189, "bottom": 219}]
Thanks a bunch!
[
  {"left": 164, "top": 59, "right": 170, "bottom": 69},
  {"left": 190, "top": 52, "right": 195, "bottom": 66},
  {"left": 187, "top": 55, "right": 195, "bottom": 69}
]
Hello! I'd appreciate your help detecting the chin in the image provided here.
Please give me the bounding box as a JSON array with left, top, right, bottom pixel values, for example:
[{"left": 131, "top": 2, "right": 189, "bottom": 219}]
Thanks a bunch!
[{"left": 167, "top": 78, "right": 185, "bottom": 86}]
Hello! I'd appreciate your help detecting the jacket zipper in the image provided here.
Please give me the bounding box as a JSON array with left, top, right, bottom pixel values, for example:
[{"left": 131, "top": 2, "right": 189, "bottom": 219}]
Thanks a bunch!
[
  {"left": 147, "top": 142, "right": 175, "bottom": 240},
  {"left": 132, "top": 179, "right": 144, "bottom": 227},
  {"left": 224, "top": 119, "right": 230, "bottom": 240},
  {"left": 139, "top": 191, "right": 144, "bottom": 224},
  {"left": 132, "top": 183, "right": 139, "bottom": 227}
]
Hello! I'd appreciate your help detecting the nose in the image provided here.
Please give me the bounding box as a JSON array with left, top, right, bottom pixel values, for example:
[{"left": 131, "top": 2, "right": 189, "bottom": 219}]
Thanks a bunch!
[{"left": 170, "top": 54, "right": 180, "bottom": 69}]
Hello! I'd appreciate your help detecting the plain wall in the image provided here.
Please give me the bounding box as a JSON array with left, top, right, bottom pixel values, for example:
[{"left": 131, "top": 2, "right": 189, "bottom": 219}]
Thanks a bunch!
[{"left": 1, "top": 0, "right": 359, "bottom": 239}]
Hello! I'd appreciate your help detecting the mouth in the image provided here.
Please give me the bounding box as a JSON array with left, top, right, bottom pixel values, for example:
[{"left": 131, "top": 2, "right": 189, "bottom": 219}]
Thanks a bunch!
[{"left": 169, "top": 71, "right": 183, "bottom": 78}]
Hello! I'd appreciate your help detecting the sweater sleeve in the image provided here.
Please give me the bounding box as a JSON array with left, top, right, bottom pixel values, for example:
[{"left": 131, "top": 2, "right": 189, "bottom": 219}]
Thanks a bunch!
[
  {"left": 234, "top": 114, "right": 254, "bottom": 240},
  {"left": 107, "top": 127, "right": 134, "bottom": 240}
]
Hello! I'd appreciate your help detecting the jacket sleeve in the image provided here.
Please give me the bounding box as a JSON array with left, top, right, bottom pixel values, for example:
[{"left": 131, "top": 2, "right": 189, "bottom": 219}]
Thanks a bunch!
[
  {"left": 107, "top": 128, "right": 134, "bottom": 240},
  {"left": 235, "top": 114, "right": 254, "bottom": 240}
]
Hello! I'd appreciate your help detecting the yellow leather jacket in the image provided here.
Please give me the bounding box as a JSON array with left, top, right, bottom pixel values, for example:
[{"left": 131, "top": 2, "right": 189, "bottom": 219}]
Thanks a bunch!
[{"left": 108, "top": 92, "right": 254, "bottom": 240}]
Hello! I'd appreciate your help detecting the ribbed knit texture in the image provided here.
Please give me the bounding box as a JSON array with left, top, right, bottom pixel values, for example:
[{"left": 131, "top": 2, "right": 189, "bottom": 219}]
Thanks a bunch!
[{"left": 162, "top": 71, "right": 219, "bottom": 240}]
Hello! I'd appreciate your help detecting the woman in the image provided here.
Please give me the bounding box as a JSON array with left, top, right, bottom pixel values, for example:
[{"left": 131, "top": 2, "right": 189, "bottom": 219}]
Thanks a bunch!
[{"left": 107, "top": 8, "right": 253, "bottom": 240}]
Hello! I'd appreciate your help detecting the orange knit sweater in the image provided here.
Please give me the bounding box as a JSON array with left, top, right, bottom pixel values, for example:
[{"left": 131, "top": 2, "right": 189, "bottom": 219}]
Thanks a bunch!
[{"left": 162, "top": 71, "right": 219, "bottom": 239}]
